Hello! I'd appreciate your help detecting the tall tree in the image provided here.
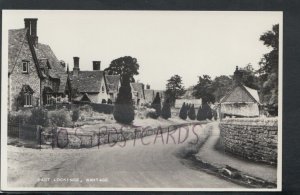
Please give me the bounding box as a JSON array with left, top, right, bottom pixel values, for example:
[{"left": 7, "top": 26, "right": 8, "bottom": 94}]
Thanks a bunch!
[
  {"left": 161, "top": 98, "right": 171, "bottom": 119},
  {"left": 259, "top": 24, "right": 279, "bottom": 114},
  {"left": 193, "top": 75, "right": 215, "bottom": 104},
  {"left": 240, "top": 64, "right": 260, "bottom": 89},
  {"left": 211, "top": 75, "right": 233, "bottom": 102},
  {"left": 165, "top": 75, "right": 185, "bottom": 106},
  {"left": 179, "top": 102, "right": 188, "bottom": 120},
  {"left": 105, "top": 56, "right": 139, "bottom": 83},
  {"left": 188, "top": 104, "right": 196, "bottom": 120},
  {"left": 113, "top": 76, "right": 135, "bottom": 124},
  {"left": 151, "top": 92, "right": 162, "bottom": 118}
]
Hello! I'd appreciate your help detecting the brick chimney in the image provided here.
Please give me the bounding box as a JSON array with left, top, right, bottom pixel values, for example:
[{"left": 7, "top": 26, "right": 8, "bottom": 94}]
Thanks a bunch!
[
  {"left": 233, "top": 66, "right": 243, "bottom": 84},
  {"left": 93, "top": 61, "right": 101, "bottom": 71},
  {"left": 73, "top": 57, "right": 80, "bottom": 76},
  {"left": 24, "top": 18, "right": 38, "bottom": 46}
]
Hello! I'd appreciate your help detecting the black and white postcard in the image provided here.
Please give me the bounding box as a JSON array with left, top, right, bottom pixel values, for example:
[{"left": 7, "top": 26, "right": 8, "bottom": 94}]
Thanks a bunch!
[{"left": 1, "top": 10, "right": 282, "bottom": 191}]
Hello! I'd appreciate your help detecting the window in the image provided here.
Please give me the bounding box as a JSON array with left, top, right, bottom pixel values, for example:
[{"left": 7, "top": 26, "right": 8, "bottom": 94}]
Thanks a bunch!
[
  {"left": 24, "top": 94, "right": 32, "bottom": 107},
  {"left": 46, "top": 94, "right": 52, "bottom": 105},
  {"left": 22, "top": 61, "right": 29, "bottom": 73}
]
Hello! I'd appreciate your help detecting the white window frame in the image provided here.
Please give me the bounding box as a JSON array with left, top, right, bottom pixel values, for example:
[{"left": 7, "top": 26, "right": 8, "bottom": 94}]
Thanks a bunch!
[
  {"left": 24, "top": 93, "right": 33, "bottom": 107},
  {"left": 22, "top": 61, "right": 29, "bottom": 73},
  {"left": 46, "top": 94, "right": 52, "bottom": 105}
]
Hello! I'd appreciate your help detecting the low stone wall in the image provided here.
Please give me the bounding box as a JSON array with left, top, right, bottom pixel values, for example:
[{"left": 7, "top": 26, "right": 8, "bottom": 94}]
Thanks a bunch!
[{"left": 219, "top": 118, "right": 278, "bottom": 165}]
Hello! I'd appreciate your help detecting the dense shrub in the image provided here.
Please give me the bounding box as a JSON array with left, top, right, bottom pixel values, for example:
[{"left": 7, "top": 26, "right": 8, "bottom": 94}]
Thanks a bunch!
[
  {"left": 107, "top": 99, "right": 113, "bottom": 104},
  {"left": 179, "top": 102, "right": 188, "bottom": 120},
  {"left": 161, "top": 98, "right": 171, "bottom": 119},
  {"left": 28, "top": 107, "right": 48, "bottom": 126},
  {"left": 91, "top": 103, "right": 114, "bottom": 114},
  {"left": 79, "top": 104, "right": 92, "bottom": 112},
  {"left": 188, "top": 104, "right": 196, "bottom": 120},
  {"left": 8, "top": 110, "right": 31, "bottom": 124},
  {"left": 72, "top": 109, "right": 80, "bottom": 122},
  {"left": 197, "top": 103, "right": 213, "bottom": 121},
  {"left": 150, "top": 92, "right": 162, "bottom": 119},
  {"left": 48, "top": 109, "right": 72, "bottom": 127},
  {"left": 113, "top": 77, "right": 135, "bottom": 124},
  {"left": 102, "top": 99, "right": 107, "bottom": 104}
]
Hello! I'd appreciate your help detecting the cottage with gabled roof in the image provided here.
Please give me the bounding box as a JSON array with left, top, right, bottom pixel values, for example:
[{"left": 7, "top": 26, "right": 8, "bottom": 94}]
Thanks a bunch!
[
  {"left": 70, "top": 58, "right": 109, "bottom": 103},
  {"left": 8, "top": 18, "right": 71, "bottom": 111},
  {"left": 105, "top": 75, "right": 121, "bottom": 103},
  {"left": 130, "top": 82, "right": 145, "bottom": 106},
  {"left": 219, "top": 66, "right": 261, "bottom": 118}
]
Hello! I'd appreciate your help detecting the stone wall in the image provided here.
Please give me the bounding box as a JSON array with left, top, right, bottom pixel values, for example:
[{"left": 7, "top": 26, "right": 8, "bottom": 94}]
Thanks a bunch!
[{"left": 219, "top": 118, "right": 278, "bottom": 165}]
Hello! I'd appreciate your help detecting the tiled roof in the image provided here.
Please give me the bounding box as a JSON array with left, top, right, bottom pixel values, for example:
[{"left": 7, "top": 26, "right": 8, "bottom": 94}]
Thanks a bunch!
[
  {"left": 144, "top": 89, "right": 155, "bottom": 102},
  {"left": 70, "top": 71, "right": 105, "bottom": 93},
  {"left": 130, "top": 82, "right": 145, "bottom": 98},
  {"left": 35, "top": 43, "right": 65, "bottom": 78},
  {"left": 8, "top": 28, "right": 28, "bottom": 73},
  {"left": 105, "top": 75, "right": 120, "bottom": 93}
]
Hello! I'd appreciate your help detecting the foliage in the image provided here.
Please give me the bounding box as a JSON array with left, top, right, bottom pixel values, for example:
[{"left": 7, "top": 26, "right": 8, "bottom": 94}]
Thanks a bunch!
[
  {"left": 197, "top": 106, "right": 205, "bottom": 121},
  {"left": 48, "top": 109, "right": 72, "bottom": 127},
  {"left": 161, "top": 98, "right": 171, "bottom": 119},
  {"left": 8, "top": 110, "right": 31, "bottom": 124},
  {"left": 211, "top": 75, "right": 233, "bottom": 102},
  {"left": 179, "top": 102, "right": 188, "bottom": 120},
  {"left": 165, "top": 75, "right": 185, "bottom": 106},
  {"left": 259, "top": 24, "right": 279, "bottom": 113},
  {"left": 79, "top": 104, "right": 93, "bottom": 112},
  {"left": 188, "top": 104, "right": 196, "bottom": 120},
  {"left": 72, "top": 109, "right": 80, "bottom": 122},
  {"left": 28, "top": 107, "right": 48, "bottom": 126},
  {"left": 107, "top": 99, "right": 113, "bottom": 104},
  {"left": 105, "top": 56, "right": 139, "bottom": 83},
  {"left": 193, "top": 75, "right": 215, "bottom": 104},
  {"left": 150, "top": 92, "right": 162, "bottom": 119},
  {"left": 101, "top": 99, "right": 107, "bottom": 104},
  {"left": 113, "top": 76, "right": 135, "bottom": 124},
  {"left": 239, "top": 64, "right": 260, "bottom": 89}
]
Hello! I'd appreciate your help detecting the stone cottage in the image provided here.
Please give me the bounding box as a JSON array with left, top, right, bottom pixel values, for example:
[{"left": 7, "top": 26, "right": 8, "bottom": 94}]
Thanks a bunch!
[
  {"left": 70, "top": 58, "right": 109, "bottom": 103},
  {"left": 105, "top": 75, "right": 121, "bottom": 103},
  {"left": 8, "top": 18, "right": 71, "bottom": 111},
  {"left": 219, "top": 66, "right": 261, "bottom": 118},
  {"left": 130, "top": 82, "right": 146, "bottom": 106}
]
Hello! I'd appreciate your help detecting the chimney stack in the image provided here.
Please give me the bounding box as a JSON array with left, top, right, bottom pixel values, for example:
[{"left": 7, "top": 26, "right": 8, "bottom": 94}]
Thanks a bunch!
[
  {"left": 24, "top": 18, "right": 38, "bottom": 46},
  {"left": 233, "top": 66, "right": 243, "bottom": 84},
  {"left": 73, "top": 57, "right": 80, "bottom": 76},
  {"left": 93, "top": 61, "right": 101, "bottom": 71}
]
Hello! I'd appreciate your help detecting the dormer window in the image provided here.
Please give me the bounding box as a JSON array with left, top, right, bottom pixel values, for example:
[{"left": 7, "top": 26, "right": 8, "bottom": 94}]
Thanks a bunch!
[{"left": 22, "top": 60, "right": 29, "bottom": 73}]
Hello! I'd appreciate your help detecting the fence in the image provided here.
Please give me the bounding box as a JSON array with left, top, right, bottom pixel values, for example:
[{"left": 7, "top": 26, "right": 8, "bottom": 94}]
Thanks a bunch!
[{"left": 39, "top": 121, "right": 208, "bottom": 149}]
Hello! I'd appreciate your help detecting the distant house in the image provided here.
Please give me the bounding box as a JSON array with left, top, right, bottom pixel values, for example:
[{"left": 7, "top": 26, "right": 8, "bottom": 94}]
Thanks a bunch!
[
  {"left": 105, "top": 75, "right": 121, "bottom": 103},
  {"left": 219, "top": 66, "right": 261, "bottom": 118},
  {"left": 8, "top": 18, "right": 71, "bottom": 111},
  {"left": 144, "top": 85, "right": 165, "bottom": 104},
  {"left": 70, "top": 59, "right": 109, "bottom": 103},
  {"left": 130, "top": 82, "right": 145, "bottom": 106}
]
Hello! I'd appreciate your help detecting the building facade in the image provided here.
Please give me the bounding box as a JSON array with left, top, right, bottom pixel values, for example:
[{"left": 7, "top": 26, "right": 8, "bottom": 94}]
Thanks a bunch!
[{"left": 8, "top": 18, "right": 71, "bottom": 111}]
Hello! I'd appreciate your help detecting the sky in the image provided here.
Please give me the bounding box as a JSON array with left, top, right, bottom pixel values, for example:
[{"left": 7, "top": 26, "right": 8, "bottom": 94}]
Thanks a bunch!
[{"left": 3, "top": 10, "right": 282, "bottom": 90}]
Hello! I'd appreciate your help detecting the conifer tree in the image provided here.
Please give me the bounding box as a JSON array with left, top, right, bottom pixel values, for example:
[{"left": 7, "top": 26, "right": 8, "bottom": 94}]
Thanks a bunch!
[
  {"left": 197, "top": 106, "right": 206, "bottom": 121},
  {"left": 151, "top": 92, "right": 162, "bottom": 118},
  {"left": 188, "top": 104, "right": 196, "bottom": 120},
  {"left": 113, "top": 76, "right": 135, "bottom": 124},
  {"left": 161, "top": 98, "right": 171, "bottom": 119},
  {"left": 179, "top": 102, "right": 188, "bottom": 120}
]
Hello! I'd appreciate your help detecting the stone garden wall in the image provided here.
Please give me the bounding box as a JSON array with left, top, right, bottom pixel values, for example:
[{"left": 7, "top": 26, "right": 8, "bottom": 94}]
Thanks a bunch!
[{"left": 219, "top": 118, "right": 278, "bottom": 165}]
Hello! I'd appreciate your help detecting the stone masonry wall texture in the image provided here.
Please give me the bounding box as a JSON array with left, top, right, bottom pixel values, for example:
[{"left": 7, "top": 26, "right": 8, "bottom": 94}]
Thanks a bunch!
[{"left": 219, "top": 118, "right": 278, "bottom": 165}]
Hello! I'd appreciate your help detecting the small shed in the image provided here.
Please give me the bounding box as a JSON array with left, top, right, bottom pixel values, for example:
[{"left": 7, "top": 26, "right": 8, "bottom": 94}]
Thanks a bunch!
[{"left": 219, "top": 83, "right": 260, "bottom": 118}]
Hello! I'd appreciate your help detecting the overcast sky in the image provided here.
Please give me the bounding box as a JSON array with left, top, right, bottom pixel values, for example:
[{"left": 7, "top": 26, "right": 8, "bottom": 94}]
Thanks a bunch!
[{"left": 3, "top": 10, "right": 281, "bottom": 90}]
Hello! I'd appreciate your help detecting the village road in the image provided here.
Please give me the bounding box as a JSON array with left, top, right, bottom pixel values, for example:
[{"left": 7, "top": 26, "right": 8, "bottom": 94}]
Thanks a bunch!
[{"left": 36, "top": 123, "right": 243, "bottom": 188}]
